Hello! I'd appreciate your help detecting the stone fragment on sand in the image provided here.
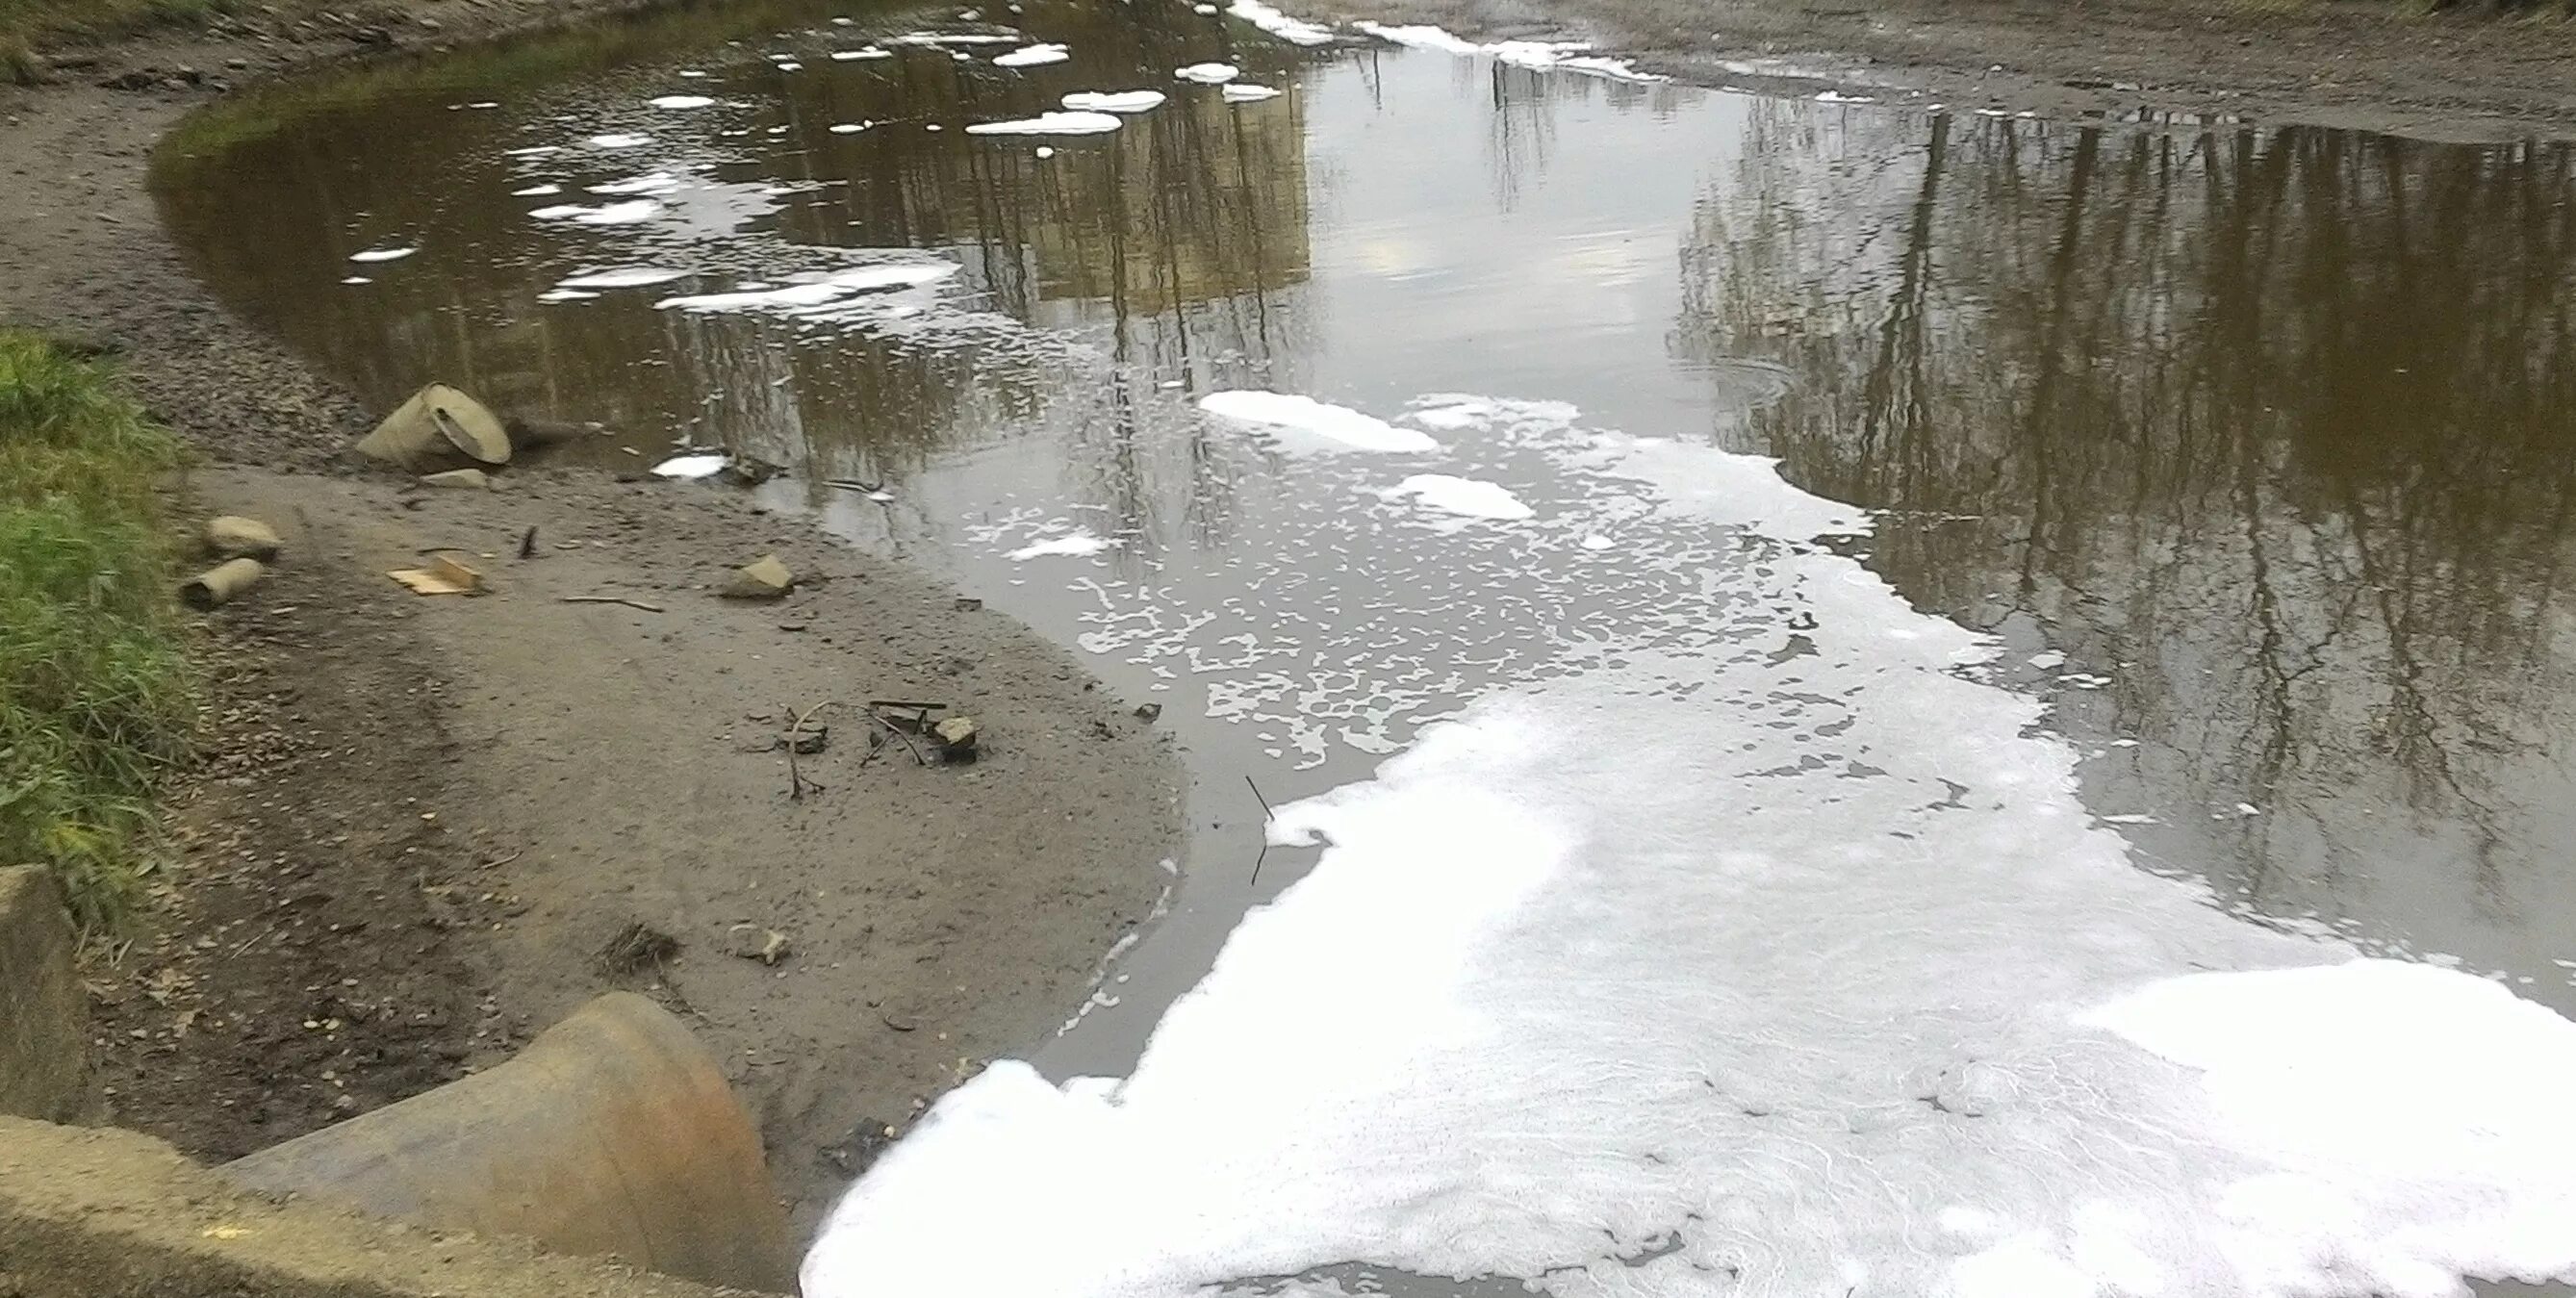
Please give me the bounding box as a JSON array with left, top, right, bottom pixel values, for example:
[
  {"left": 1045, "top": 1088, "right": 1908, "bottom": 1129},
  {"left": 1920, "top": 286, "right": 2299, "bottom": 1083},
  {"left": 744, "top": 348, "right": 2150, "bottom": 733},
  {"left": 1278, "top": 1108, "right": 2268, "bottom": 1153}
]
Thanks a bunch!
[
  {"left": 204, "top": 515, "right": 282, "bottom": 561},
  {"left": 420, "top": 468, "right": 492, "bottom": 490},
  {"left": 726, "top": 924, "right": 792, "bottom": 966},
  {"left": 722, "top": 554, "right": 794, "bottom": 599}
]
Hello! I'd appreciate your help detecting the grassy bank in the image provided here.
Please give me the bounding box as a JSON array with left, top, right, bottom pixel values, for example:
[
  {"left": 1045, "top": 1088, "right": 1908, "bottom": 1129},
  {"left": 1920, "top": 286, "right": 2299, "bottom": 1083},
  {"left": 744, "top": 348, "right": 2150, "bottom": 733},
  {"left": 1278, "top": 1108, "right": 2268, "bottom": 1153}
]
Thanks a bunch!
[{"left": 0, "top": 331, "right": 193, "bottom": 931}]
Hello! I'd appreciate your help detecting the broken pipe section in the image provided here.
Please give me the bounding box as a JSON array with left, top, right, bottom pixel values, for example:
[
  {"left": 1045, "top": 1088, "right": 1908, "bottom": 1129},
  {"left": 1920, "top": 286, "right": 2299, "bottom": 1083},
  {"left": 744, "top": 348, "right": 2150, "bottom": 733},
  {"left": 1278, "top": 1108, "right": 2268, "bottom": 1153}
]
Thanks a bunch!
[{"left": 219, "top": 993, "right": 797, "bottom": 1293}]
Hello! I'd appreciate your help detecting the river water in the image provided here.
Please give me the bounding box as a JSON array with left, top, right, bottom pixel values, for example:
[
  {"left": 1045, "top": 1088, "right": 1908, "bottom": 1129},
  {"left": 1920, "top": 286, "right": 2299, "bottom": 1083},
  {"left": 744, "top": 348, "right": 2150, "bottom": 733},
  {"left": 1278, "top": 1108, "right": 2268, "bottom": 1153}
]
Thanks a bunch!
[{"left": 158, "top": 2, "right": 2576, "bottom": 1294}]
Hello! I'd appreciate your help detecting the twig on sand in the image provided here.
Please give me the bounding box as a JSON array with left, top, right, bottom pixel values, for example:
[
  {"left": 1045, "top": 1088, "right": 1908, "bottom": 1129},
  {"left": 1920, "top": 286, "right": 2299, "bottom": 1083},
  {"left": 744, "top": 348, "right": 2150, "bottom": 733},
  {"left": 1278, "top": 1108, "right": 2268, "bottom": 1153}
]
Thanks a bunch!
[
  {"left": 559, "top": 595, "right": 666, "bottom": 612},
  {"left": 1245, "top": 776, "right": 1282, "bottom": 887},
  {"left": 863, "top": 707, "right": 934, "bottom": 767},
  {"left": 787, "top": 700, "right": 838, "bottom": 800}
]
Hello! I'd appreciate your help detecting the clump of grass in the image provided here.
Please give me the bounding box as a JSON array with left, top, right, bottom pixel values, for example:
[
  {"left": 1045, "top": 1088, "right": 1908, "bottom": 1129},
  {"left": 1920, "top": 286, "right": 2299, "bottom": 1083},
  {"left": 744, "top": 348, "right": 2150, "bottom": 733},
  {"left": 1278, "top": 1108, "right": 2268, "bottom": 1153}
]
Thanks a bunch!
[
  {"left": 0, "top": 36, "right": 38, "bottom": 85},
  {"left": 0, "top": 329, "right": 193, "bottom": 931}
]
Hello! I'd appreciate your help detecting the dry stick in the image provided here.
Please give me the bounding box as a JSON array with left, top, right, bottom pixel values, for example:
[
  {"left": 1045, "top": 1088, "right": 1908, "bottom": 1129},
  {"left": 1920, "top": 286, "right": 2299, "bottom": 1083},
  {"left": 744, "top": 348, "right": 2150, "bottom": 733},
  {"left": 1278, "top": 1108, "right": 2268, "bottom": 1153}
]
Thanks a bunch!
[
  {"left": 864, "top": 708, "right": 934, "bottom": 767},
  {"left": 1245, "top": 776, "right": 1278, "bottom": 887},
  {"left": 787, "top": 700, "right": 838, "bottom": 801},
  {"left": 558, "top": 595, "right": 667, "bottom": 613},
  {"left": 518, "top": 525, "right": 539, "bottom": 559}
]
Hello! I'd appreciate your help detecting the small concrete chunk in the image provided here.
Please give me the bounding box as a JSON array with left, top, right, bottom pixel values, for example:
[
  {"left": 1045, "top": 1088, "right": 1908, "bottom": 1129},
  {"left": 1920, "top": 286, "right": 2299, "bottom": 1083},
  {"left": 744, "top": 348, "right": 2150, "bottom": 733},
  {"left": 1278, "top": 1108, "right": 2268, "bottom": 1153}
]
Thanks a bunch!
[
  {"left": 203, "top": 515, "right": 282, "bottom": 561},
  {"left": 720, "top": 554, "right": 793, "bottom": 600},
  {"left": 724, "top": 925, "right": 792, "bottom": 966},
  {"left": 931, "top": 716, "right": 980, "bottom": 761}
]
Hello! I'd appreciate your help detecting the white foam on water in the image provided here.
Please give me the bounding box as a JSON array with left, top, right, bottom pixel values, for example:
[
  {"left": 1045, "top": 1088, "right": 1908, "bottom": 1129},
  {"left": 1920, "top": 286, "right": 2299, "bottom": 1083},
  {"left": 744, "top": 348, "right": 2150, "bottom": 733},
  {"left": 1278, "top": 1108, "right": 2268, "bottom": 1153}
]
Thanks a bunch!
[
  {"left": 1035, "top": 146, "right": 1056, "bottom": 159},
  {"left": 346, "top": 245, "right": 416, "bottom": 263},
  {"left": 2028, "top": 650, "right": 2066, "bottom": 670},
  {"left": 1173, "top": 62, "right": 1240, "bottom": 84},
  {"left": 1199, "top": 391, "right": 1437, "bottom": 454},
  {"left": 587, "top": 171, "right": 683, "bottom": 195},
  {"left": 511, "top": 183, "right": 562, "bottom": 196},
  {"left": 964, "top": 111, "right": 1121, "bottom": 136},
  {"left": 1225, "top": 0, "right": 1333, "bottom": 45},
  {"left": 652, "top": 262, "right": 958, "bottom": 313},
  {"left": 1351, "top": 20, "right": 1663, "bottom": 82},
  {"left": 556, "top": 267, "right": 691, "bottom": 289},
  {"left": 1385, "top": 474, "right": 1533, "bottom": 521},
  {"left": 586, "top": 132, "right": 652, "bottom": 148},
  {"left": 1192, "top": 2, "right": 1216, "bottom": 12},
  {"left": 1219, "top": 83, "right": 1281, "bottom": 103},
  {"left": 828, "top": 121, "right": 876, "bottom": 134},
  {"left": 677, "top": 68, "right": 708, "bottom": 76},
  {"left": 503, "top": 144, "right": 560, "bottom": 158},
  {"left": 534, "top": 288, "right": 599, "bottom": 303},
  {"left": 1578, "top": 532, "right": 1616, "bottom": 550},
  {"left": 895, "top": 30, "right": 1019, "bottom": 42},
  {"left": 649, "top": 94, "right": 716, "bottom": 109},
  {"left": 993, "top": 42, "right": 1070, "bottom": 66},
  {"left": 805, "top": 394, "right": 2576, "bottom": 1298},
  {"left": 528, "top": 199, "right": 660, "bottom": 225},
  {"left": 1061, "top": 89, "right": 1166, "bottom": 113},
  {"left": 1816, "top": 89, "right": 1875, "bottom": 104},
  {"left": 650, "top": 453, "right": 728, "bottom": 478},
  {"left": 1008, "top": 531, "right": 1117, "bottom": 561},
  {"left": 338, "top": 275, "right": 371, "bottom": 285},
  {"left": 776, "top": 61, "right": 804, "bottom": 71},
  {"left": 829, "top": 45, "right": 894, "bottom": 60},
  {"left": 1578, "top": 430, "right": 1868, "bottom": 540}
]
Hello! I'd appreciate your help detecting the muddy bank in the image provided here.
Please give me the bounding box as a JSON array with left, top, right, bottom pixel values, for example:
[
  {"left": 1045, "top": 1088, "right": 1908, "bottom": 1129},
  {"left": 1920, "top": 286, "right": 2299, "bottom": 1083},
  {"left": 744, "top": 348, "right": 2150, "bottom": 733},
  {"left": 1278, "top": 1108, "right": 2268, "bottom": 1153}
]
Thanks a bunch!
[
  {"left": 0, "top": 0, "right": 1178, "bottom": 1238},
  {"left": 1297, "top": 0, "right": 2576, "bottom": 141}
]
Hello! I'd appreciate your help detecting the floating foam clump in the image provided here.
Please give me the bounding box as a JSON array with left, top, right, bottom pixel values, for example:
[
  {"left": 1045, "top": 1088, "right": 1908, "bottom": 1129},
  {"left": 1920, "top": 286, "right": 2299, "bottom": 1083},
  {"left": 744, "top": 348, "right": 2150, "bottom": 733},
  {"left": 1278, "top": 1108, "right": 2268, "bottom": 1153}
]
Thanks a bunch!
[
  {"left": 1061, "top": 89, "right": 1165, "bottom": 113},
  {"left": 1352, "top": 20, "right": 1664, "bottom": 82},
  {"left": 1198, "top": 391, "right": 1436, "bottom": 454},
  {"left": 652, "top": 263, "right": 957, "bottom": 313},
  {"left": 1007, "top": 531, "right": 1117, "bottom": 561},
  {"left": 556, "top": 267, "right": 692, "bottom": 290},
  {"left": 992, "top": 42, "right": 1069, "bottom": 67},
  {"left": 1225, "top": 0, "right": 1332, "bottom": 44},
  {"left": 528, "top": 199, "right": 660, "bottom": 225},
  {"left": 1385, "top": 474, "right": 1531, "bottom": 521},
  {"left": 963, "top": 111, "right": 1120, "bottom": 136},
  {"left": 803, "top": 395, "right": 2576, "bottom": 1298}
]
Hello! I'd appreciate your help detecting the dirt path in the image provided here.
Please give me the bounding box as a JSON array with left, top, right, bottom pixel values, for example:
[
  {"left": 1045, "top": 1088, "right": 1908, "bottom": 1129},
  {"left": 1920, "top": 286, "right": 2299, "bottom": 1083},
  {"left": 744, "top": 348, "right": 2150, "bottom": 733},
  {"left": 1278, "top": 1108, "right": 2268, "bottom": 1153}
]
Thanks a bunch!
[
  {"left": 1304, "top": 0, "right": 2576, "bottom": 141},
  {"left": 0, "top": 0, "right": 1178, "bottom": 1241}
]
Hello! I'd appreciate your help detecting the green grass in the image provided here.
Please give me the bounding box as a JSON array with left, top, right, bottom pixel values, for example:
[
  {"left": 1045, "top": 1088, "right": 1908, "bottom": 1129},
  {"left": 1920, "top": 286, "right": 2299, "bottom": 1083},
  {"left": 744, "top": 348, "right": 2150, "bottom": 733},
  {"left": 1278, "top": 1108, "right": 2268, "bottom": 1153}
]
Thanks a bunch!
[
  {"left": 0, "top": 0, "right": 237, "bottom": 56},
  {"left": 0, "top": 330, "right": 193, "bottom": 932}
]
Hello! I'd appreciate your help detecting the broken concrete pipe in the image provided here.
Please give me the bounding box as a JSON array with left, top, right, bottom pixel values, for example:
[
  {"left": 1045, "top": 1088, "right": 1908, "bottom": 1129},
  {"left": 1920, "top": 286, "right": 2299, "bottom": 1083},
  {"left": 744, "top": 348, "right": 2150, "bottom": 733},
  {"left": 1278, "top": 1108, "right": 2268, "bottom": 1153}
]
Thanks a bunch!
[
  {"left": 202, "top": 515, "right": 281, "bottom": 561},
  {"left": 720, "top": 554, "right": 793, "bottom": 600},
  {"left": 180, "top": 557, "right": 266, "bottom": 610},
  {"left": 218, "top": 992, "right": 796, "bottom": 1293},
  {"left": 352, "top": 383, "right": 512, "bottom": 472}
]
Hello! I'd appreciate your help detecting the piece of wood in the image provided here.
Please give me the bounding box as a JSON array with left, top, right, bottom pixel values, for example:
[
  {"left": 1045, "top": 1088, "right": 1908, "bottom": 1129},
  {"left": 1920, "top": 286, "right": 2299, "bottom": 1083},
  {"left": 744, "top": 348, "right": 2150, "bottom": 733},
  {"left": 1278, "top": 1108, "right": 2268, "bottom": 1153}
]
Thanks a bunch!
[{"left": 558, "top": 596, "right": 665, "bottom": 613}]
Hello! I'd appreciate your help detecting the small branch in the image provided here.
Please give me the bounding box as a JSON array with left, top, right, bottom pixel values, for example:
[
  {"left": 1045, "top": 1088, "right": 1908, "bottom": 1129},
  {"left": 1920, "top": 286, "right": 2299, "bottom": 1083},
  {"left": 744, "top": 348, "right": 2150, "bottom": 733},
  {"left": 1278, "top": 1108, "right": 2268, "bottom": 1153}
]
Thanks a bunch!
[
  {"left": 1244, "top": 776, "right": 1275, "bottom": 821},
  {"left": 864, "top": 708, "right": 934, "bottom": 767},
  {"left": 787, "top": 700, "right": 837, "bottom": 801},
  {"left": 559, "top": 595, "right": 666, "bottom": 612}
]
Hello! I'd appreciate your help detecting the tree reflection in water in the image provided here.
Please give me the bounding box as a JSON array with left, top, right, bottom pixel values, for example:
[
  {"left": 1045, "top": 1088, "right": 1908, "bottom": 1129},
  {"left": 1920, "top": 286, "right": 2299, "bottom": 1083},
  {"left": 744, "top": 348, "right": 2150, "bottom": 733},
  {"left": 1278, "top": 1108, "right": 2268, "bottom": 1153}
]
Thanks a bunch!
[{"left": 1681, "top": 108, "right": 2576, "bottom": 1000}]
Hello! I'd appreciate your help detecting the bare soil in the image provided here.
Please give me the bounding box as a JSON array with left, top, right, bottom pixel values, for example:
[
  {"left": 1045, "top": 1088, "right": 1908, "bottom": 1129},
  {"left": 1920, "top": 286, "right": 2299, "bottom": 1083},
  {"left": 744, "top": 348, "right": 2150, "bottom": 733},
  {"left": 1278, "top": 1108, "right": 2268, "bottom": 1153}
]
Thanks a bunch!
[
  {"left": 0, "top": 0, "right": 1178, "bottom": 1242},
  {"left": 1304, "top": 0, "right": 2576, "bottom": 141}
]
